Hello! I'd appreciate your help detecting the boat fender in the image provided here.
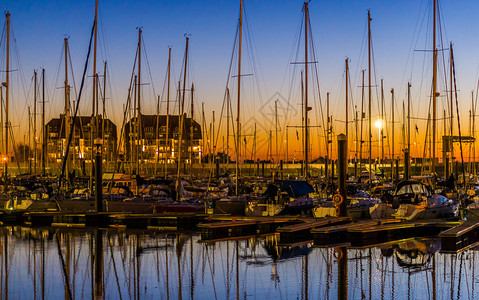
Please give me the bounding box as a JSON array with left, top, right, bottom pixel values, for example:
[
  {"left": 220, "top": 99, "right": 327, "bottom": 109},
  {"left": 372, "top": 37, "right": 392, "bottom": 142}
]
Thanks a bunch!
[{"left": 333, "top": 194, "right": 344, "bottom": 207}]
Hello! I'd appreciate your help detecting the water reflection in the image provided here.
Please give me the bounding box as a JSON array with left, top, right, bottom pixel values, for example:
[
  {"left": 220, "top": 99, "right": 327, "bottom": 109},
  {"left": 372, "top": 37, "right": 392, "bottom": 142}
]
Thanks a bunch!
[{"left": 0, "top": 226, "right": 478, "bottom": 299}]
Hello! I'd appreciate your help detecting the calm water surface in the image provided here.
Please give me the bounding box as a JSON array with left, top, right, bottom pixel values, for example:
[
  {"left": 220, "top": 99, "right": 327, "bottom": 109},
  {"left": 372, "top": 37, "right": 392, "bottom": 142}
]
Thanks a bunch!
[{"left": 0, "top": 226, "right": 477, "bottom": 299}]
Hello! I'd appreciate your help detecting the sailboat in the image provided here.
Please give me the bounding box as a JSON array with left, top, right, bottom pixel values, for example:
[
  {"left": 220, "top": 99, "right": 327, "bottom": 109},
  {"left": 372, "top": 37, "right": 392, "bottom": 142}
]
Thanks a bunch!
[{"left": 369, "top": 0, "right": 459, "bottom": 220}]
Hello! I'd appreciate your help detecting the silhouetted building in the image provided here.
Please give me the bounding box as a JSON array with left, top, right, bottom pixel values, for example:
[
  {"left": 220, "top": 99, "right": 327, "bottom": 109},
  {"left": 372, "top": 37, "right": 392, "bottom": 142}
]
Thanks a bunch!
[
  {"left": 45, "top": 114, "right": 117, "bottom": 164},
  {"left": 124, "top": 114, "right": 202, "bottom": 164}
]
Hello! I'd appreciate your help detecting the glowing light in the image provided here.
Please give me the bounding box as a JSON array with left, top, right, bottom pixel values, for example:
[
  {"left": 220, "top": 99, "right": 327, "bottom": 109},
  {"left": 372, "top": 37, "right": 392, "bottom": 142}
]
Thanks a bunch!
[{"left": 375, "top": 119, "right": 383, "bottom": 129}]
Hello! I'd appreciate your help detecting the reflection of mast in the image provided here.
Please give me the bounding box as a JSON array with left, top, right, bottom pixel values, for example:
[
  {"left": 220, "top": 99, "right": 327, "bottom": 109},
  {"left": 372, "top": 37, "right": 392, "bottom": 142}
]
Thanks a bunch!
[
  {"left": 136, "top": 235, "right": 140, "bottom": 300},
  {"left": 166, "top": 234, "right": 170, "bottom": 299},
  {"left": 177, "top": 235, "right": 183, "bottom": 300},
  {"left": 94, "top": 230, "right": 103, "bottom": 298},
  {"left": 432, "top": 255, "right": 436, "bottom": 300},
  {"left": 41, "top": 238, "right": 45, "bottom": 300},
  {"left": 4, "top": 233, "right": 8, "bottom": 300},
  {"left": 190, "top": 237, "right": 194, "bottom": 299},
  {"left": 236, "top": 241, "right": 239, "bottom": 300}
]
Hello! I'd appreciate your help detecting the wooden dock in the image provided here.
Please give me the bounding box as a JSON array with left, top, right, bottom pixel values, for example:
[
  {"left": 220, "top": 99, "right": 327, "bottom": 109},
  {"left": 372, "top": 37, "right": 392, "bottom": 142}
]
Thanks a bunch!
[
  {"left": 198, "top": 217, "right": 297, "bottom": 240},
  {"left": 277, "top": 217, "right": 351, "bottom": 243},
  {"left": 4, "top": 208, "right": 475, "bottom": 252},
  {"left": 440, "top": 218, "right": 479, "bottom": 252},
  {"left": 348, "top": 219, "right": 458, "bottom": 247},
  {"left": 312, "top": 219, "right": 401, "bottom": 246}
]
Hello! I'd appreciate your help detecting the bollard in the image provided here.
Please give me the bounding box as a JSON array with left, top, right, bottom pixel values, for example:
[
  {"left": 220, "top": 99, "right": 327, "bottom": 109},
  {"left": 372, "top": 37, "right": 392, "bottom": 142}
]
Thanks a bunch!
[{"left": 337, "top": 134, "right": 347, "bottom": 217}]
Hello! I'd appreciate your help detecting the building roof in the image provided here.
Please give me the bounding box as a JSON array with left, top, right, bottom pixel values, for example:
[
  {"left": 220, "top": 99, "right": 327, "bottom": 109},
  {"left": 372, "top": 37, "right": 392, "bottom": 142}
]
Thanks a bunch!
[{"left": 46, "top": 115, "right": 117, "bottom": 140}]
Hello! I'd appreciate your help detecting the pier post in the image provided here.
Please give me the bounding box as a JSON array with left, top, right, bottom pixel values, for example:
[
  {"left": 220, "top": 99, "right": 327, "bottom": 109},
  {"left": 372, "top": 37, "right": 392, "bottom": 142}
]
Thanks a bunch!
[
  {"left": 337, "top": 134, "right": 347, "bottom": 217},
  {"left": 94, "top": 138, "right": 103, "bottom": 213},
  {"left": 395, "top": 159, "right": 399, "bottom": 182},
  {"left": 404, "top": 149, "right": 410, "bottom": 180},
  {"left": 280, "top": 160, "right": 283, "bottom": 180},
  {"left": 262, "top": 162, "right": 265, "bottom": 177}
]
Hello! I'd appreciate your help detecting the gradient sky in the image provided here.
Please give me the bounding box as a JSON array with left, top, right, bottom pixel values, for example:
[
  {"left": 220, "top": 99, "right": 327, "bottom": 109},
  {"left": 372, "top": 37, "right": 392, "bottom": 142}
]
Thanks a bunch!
[{"left": 2, "top": 0, "right": 479, "bottom": 160}]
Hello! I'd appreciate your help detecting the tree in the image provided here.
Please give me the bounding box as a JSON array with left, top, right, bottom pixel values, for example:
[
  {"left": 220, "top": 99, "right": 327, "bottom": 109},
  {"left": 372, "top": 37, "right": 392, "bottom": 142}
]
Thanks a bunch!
[{"left": 16, "top": 144, "right": 32, "bottom": 162}]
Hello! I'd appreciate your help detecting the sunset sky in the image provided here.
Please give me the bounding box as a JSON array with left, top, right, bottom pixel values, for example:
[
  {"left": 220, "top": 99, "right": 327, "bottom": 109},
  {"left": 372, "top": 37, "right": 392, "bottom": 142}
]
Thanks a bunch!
[{"left": 1, "top": 0, "right": 479, "bottom": 160}]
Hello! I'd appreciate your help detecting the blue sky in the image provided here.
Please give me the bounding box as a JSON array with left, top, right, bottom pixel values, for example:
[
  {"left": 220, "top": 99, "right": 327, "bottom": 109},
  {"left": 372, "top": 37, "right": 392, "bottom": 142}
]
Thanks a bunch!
[{"left": 2, "top": 0, "right": 479, "bottom": 158}]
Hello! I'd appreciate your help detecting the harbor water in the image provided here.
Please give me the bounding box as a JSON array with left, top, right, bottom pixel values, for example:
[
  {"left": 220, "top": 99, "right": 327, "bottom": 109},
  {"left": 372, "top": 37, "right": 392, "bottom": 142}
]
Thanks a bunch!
[{"left": 0, "top": 226, "right": 476, "bottom": 299}]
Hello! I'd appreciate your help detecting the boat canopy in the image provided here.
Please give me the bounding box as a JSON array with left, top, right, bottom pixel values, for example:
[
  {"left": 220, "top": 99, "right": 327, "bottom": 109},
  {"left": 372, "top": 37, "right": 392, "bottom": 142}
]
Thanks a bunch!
[{"left": 278, "top": 180, "right": 314, "bottom": 198}]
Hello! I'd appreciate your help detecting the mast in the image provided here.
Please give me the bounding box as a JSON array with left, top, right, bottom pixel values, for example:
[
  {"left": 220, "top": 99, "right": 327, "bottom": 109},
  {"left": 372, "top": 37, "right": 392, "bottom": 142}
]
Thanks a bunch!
[
  {"left": 391, "top": 88, "right": 395, "bottom": 181},
  {"left": 360, "top": 70, "right": 365, "bottom": 175},
  {"left": 254, "top": 123, "right": 257, "bottom": 166},
  {"left": 355, "top": 107, "right": 358, "bottom": 178},
  {"left": 90, "top": 0, "right": 98, "bottom": 190},
  {"left": 28, "top": 106, "right": 31, "bottom": 173},
  {"left": 42, "top": 68, "right": 46, "bottom": 176},
  {"left": 236, "top": 0, "right": 243, "bottom": 195},
  {"left": 326, "top": 92, "right": 330, "bottom": 184},
  {"left": 34, "top": 70, "right": 37, "bottom": 174},
  {"left": 155, "top": 95, "right": 160, "bottom": 175},
  {"left": 190, "top": 83, "right": 194, "bottom": 174},
  {"left": 304, "top": 1, "right": 310, "bottom": 180},
  {"left": 449, "top": 43, "right": 454, "bottom": 177},
  {"left": 408, "top": 82, "right": 411, "bottom": 154},
  {"left": 380, "top": 79, "right": 384, "bottom": 166},
  {"left": 177, "top": 36, "right": 189, "bottom": 200},
  {"left": 165, "top": 47, "right": 171, "bottom": 180},
  {"left": 4, "top": 12, "right": 10, "bottom": 178},
  {"left": 226, "top": 88, "right": 230, "bottom": 166},
  {"left": 368, "top": 10, "right": 372, "bottom": 185},
  {"left": 137, "top": 28, "right": 142, "bottom": 171},
  {"left": 473, "top": 91, "right": 476, "bottom": 176},
  {"left": 64, "top": 37, "right": 71, "bottom": 183},
  {"left": 432, "top": 0, "right": 438, "bottom": 174},
  {"left": 345, "top": 58, "right": 349, "bottom": 137},
  {"left": 102, "top": 61, "right": 106, "bottom": 157},
  {"left": 407, "top": 82, "right": 411, "bottom": 178},
  {"left": 275, "top": 100, "right": 278, "bottom": 163},
  {"left": 134, "top": 75, "right": 139, "bottom": 174}
]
